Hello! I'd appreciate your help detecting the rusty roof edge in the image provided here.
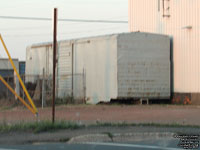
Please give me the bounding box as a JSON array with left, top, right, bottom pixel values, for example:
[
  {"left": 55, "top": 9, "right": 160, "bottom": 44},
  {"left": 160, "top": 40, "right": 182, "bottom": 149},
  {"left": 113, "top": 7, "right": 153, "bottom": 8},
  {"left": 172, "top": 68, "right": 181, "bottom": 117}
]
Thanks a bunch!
[
  {"left": 27, "top": 32, "right": 125, "bottom": 49},
  {"left": 27, "top": 32, "right": 170, "bottom": 49}
]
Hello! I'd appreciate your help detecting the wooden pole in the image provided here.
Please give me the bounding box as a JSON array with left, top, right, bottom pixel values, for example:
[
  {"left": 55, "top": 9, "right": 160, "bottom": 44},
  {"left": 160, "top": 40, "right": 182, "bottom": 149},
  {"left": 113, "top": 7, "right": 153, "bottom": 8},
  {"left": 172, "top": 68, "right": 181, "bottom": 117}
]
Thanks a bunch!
[{"left": 52, "top": 8, "right": 57, "bottom": 123}]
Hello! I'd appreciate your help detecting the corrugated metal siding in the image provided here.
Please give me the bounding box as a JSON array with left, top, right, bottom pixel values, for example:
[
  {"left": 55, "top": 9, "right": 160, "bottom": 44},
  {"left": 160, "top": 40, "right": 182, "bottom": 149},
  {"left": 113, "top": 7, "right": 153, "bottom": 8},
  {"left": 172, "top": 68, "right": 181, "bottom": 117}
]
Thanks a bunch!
[
  {"left": 117, "top": 33, "right": 170, "bottom": 99},
  {"left": 57, "top": 42, "right": 72, "bottom": 98},
  {"left": 129, "top": 0, "right": 200, "bottom": 93},
  {"left": 129, "top": 0, "right": 159, "bottom": 32}
]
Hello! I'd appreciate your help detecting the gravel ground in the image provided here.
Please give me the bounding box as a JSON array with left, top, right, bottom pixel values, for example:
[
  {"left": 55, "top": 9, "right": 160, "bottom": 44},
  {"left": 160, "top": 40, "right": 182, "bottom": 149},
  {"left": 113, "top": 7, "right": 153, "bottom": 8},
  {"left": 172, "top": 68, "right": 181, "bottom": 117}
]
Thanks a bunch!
[
  {"left": 1, "top": 105, "right": 200, "bottom": 145},
  {"left": 0, "top": 105, "right": 200, "bottom": 125}
]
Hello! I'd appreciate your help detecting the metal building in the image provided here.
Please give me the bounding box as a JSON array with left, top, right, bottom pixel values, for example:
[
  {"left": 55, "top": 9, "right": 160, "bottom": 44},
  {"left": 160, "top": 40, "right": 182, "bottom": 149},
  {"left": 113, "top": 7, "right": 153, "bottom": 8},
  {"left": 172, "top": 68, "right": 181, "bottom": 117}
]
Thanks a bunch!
[
  {"left": 0, "top": 58, "right": 20, "bottom": 99},
  {"left": 19, "top": 61, "right": 26, "bottom": 75},
  {"left": 26, "top": 32, "right": 170, "bottom": 104},
  {"left": 129, "top": 0, "right": 200, "bottom": 104}
]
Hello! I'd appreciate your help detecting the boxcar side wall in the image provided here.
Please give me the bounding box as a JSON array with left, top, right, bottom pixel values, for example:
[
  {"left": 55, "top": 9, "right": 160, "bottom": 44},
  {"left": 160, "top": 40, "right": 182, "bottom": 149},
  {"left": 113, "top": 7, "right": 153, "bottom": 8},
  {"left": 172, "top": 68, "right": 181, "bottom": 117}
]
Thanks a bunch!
[
  {"left": 74, "top": 36, "right": 118, "bottom": 104},
  {"left": 26, "top": 45, "right": 53, "bottom": 83}
]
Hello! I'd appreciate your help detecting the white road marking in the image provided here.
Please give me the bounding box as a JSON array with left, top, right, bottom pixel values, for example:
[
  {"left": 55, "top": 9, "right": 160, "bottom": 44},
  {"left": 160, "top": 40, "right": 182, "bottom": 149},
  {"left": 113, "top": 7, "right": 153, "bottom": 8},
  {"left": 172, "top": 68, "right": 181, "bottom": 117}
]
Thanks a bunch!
[{"left": 85, "top": 142, "right": 182, "bottom": 150}]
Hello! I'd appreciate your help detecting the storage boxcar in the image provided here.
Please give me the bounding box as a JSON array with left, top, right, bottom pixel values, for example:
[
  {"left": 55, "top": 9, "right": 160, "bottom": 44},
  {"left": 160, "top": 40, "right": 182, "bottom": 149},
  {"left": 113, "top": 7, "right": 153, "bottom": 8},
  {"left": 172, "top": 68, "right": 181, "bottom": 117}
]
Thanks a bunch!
[{"left": 26, "top": 32, "right": 170, "bottom": 104}]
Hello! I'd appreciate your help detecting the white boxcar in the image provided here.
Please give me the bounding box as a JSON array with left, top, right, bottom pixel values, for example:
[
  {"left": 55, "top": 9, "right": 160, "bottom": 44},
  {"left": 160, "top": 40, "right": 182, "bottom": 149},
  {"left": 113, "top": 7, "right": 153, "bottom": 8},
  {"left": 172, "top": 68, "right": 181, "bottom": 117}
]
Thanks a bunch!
[
  {"left": 26, "top": 43, "right": 53, "bottom": 83},
  {"left": 128, "top": 0, "right": 200, "bottom": 104},
  {"left": 26, "top": 32, "right": 170, "bottom": 104}
]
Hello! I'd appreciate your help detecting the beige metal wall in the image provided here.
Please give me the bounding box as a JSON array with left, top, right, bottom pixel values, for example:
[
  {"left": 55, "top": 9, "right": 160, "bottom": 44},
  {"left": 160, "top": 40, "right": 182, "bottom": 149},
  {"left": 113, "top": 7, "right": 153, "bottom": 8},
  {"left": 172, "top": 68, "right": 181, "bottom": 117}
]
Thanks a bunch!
[{"left": 129, "top": 0, "right": 200, "bottom": 93}]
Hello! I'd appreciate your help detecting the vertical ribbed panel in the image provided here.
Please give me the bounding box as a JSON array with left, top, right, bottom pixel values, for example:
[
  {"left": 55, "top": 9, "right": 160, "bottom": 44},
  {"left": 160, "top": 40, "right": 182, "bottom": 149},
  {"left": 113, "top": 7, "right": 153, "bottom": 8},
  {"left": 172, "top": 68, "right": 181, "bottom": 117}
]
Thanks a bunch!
[
  {"left": 129, "top": 0, "right": 200, "bottom": 93},
  {"left": 57, "top": 42, "right": 72, "bottom": 98}
]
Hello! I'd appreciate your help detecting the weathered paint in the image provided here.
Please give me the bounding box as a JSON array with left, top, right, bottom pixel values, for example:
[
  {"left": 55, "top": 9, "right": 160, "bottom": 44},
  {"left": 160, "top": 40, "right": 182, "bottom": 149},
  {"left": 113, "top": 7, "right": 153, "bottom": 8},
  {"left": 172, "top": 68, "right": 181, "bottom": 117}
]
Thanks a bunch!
[
  {"left": 117, "top": 33, "right": 170, "bottom": 99},
  {"left": 73, "top": 35, "right": 118, "bottom": 103},
  {"left": 57, "top": 42, "right": 72, "bottom": 98},
  {"left": 26, "top": 32, "right": 170, "bottom": 104},
  {"left": 129, "top": 0, "right": 200, "bottom": 94},
  {"left": 26, "top": 44, "right": 53, "bottom": 82}
]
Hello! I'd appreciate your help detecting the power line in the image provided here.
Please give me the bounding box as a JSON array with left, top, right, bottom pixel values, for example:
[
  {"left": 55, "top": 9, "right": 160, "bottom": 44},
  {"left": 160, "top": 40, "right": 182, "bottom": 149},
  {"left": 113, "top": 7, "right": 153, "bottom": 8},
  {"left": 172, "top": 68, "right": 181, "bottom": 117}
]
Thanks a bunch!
[
  {"left": 0, "top": 15, "right": 128, "bottom": 24},
  {"left": 0, "top": 25, "right": 51, "bottom": 31},
  {"left": 0, "top": 21, "right": 127, "bottom": 31},
  {"left": 3, "top": 26, "right": 127, "bottom": 38}
]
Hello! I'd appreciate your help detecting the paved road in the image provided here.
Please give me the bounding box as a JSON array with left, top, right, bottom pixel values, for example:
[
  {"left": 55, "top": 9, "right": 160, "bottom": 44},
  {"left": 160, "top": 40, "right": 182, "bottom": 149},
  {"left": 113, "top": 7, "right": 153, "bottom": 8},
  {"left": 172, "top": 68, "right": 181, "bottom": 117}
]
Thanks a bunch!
[{"left": 0, "top": 142, "right": 184, "bottom": 150}]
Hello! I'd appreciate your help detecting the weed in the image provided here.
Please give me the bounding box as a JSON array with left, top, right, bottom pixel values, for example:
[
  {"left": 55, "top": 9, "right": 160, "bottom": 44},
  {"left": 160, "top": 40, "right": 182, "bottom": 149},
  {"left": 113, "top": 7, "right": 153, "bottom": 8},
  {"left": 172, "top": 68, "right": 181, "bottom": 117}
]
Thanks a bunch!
[
  {"left": 0, "top": 121, "right": 84, "bottom": 133},
  {"left": 103, "top": 132, "right": 114, "bottom": 141},
  {"left": 0, "top": 121, "right": 200, "bottom": 133}
]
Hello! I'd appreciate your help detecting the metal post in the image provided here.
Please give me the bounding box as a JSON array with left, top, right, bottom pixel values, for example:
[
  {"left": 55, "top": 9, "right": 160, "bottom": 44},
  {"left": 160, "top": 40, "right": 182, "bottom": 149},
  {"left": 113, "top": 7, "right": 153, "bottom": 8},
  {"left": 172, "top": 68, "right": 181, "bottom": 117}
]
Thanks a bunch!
[
  {"left": 71, "top": 43, "right": 74, "bottom": 101},
  {"left": 82, "top": 68, "right": 85, "bottom": 103},
  {"left": 42, "top": 68, "right": 46, "bottom": 109},
  {"left": 52, "top": 8, "right": 57, "bottom": 123},
  {"left": 83, "top": 68, "right": 86, "bottom": 103},
  {"left": 0, "top": 35, "right": 38, "bottom": 114}
]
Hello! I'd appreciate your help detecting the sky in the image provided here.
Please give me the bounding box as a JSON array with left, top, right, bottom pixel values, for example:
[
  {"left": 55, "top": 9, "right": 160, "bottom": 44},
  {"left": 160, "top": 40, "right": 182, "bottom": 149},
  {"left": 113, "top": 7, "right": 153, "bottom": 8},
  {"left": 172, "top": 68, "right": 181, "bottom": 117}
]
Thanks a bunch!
[{"left": 0, "top": 0, "right": 128, "bottom": 61}]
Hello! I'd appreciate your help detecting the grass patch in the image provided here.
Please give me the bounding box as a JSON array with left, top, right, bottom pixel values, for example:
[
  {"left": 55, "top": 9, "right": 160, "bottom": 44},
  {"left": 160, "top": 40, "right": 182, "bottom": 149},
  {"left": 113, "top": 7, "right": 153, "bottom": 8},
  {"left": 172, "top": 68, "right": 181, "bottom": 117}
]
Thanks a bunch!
[
  {"left": 0, "top": 121, "right": 200, "bottom": 133},
  {"left": 137, "top": 122, "right": 200, "bottom": 128},
  {"left": 94, "top": 121, "right": 128, "bottom": 127},
  {"left": 94, "top": 121, "right": 200, "bottom": 129},
  {"left": 0, "top": 121, "right": 84, "bottom": 133}
]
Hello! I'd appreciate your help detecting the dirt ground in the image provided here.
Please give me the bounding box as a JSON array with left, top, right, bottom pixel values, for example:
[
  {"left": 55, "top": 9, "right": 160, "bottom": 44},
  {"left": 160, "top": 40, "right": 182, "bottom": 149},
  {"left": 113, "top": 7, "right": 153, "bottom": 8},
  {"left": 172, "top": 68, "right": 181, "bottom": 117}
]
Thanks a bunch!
[{"left": 1, "top": 104, "right": 200, "bottom": 125}]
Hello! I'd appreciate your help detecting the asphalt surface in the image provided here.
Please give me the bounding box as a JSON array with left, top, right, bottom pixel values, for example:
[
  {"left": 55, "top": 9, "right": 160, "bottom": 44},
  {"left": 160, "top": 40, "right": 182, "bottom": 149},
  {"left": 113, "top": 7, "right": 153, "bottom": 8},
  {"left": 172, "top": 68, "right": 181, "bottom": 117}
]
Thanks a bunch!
[
  {"left": 0, "top": 126, "right": 200, "bottom": 149},
  {"left": 1, "top": 126, "right": 200, "bottom": 145},
  {"left": 0, "top": 142, "right": 184, "bottom": 150}
]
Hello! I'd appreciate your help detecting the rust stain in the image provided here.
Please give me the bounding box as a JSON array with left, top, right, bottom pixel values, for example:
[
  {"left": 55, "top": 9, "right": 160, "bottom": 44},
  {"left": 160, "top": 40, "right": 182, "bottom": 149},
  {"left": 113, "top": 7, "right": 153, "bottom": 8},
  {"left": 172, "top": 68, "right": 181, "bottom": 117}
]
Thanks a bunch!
[
  {"left": 183, "top": 96, "right": 191, "bottom": 105},
  {"left": 172, "top": 95, "right": 191, "bottom": 105}
]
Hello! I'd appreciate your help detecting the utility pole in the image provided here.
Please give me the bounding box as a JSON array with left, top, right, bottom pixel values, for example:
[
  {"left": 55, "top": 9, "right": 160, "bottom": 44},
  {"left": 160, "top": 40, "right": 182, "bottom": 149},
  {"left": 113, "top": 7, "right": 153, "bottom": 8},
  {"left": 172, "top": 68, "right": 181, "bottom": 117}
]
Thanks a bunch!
[{"left": 52, "top": 8, "right": 57, "bottom": 123}]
